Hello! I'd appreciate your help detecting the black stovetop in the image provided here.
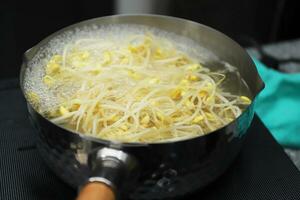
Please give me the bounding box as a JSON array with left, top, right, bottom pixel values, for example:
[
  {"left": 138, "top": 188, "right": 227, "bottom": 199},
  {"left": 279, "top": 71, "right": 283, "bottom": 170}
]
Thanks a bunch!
[{"left": 0, "top": 80, "right": 300, "bottom": 200}]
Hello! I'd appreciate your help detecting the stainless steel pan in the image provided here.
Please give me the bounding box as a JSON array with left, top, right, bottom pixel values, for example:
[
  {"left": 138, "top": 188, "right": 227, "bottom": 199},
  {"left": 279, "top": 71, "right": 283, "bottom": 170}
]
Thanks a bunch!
[{"left": 20, "top": 14, "right": 264, "bottom": 200}]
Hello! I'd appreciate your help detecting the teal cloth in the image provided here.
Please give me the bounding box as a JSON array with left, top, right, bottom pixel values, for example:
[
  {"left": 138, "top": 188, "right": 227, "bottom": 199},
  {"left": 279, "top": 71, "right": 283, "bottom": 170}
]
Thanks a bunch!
[{"left": 253, "top": 58, "right": 300, "bottom": 149}]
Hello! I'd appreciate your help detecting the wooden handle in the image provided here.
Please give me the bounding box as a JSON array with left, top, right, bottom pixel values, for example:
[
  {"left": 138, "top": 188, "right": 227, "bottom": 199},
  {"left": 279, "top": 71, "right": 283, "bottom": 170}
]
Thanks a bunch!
[{"left": 77, "top": 182, "right": 115, "bottom": 200}]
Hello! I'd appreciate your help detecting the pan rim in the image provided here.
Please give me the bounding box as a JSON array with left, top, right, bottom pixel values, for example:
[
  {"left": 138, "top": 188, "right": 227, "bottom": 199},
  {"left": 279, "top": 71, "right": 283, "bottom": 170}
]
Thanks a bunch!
[{"left": 20, "top": 14, "right": 256, "bottom": 146}]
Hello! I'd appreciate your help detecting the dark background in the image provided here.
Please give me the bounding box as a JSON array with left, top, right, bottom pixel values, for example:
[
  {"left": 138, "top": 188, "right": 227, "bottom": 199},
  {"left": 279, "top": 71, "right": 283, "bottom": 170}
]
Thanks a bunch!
[{"left": 1, "top": 0, "right": 299, "bottom": 79}]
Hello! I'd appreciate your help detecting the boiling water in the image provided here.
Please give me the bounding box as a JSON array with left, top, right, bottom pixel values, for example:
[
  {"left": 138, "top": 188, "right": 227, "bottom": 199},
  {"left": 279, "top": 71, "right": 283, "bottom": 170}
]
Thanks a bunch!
[
  {"left": 24, "top": 24, "right": 222, "bottom": 112},
  {"left": 23, "top": 23, "right": 252, "bottom": 143}
]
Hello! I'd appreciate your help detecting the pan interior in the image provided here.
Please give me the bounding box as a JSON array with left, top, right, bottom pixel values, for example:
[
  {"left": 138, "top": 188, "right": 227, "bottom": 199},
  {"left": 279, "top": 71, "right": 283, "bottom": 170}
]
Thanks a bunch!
[{"left": 24, "top": 23, "right": 252, "bottom": 143}]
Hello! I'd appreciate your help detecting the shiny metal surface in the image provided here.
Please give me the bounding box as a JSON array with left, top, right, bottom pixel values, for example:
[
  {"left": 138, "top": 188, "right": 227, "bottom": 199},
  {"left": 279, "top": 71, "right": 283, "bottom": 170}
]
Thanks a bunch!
[
  {"left": 88, "top": 147, "right": 139, "bottom": 193},
  {"left": 20, "top": 15, "right": 264, "bottom": 199}
]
